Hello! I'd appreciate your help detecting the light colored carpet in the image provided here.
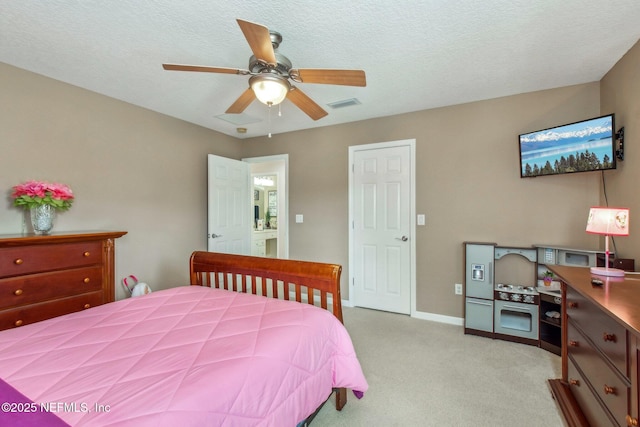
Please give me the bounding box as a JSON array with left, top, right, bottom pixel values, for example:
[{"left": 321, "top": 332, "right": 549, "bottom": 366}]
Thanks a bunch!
[{"left": 313, "top": 307, "right": 564, "bottom": 427}]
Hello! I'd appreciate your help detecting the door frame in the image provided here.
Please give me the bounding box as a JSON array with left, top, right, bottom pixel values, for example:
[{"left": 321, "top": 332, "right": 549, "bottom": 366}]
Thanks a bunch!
[
  {"left": 348, "top": 139, "right": 416, "bottom": 314},
  {"left": 243, "top": 154, "right": 289, "bottom": 259}
]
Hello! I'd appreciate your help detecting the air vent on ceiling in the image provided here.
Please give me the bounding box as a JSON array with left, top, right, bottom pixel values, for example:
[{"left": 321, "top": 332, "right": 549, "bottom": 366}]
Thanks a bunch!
[{"left": 327, "top": 98, "right": 361, "bottom": 109}]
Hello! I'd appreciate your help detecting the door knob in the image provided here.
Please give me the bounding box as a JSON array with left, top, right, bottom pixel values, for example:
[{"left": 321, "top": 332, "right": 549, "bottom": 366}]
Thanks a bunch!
[
  {"left": 210, "top": 233, "right": 223, "bottom": 239},
  {"left": 395, "top": 236, "right": 409, "bottom": 242}
]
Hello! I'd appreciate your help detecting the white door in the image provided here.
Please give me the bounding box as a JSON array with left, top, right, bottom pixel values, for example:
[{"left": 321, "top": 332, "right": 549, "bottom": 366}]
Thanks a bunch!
[
  {"left": 207, "top": 154, "right": 251, "bottom": 254},
  {"left": 351, "top": 142, "right": 413, "bottom": 314}
]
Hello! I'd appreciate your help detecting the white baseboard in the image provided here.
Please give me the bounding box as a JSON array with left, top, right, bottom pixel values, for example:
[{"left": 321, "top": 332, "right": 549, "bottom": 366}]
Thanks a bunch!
[
  {"left": 411, "top": 310, "right": 463, "bottom": 326},
  {"left": 342, "top": 299, "right": 463, "bottom": 326}
]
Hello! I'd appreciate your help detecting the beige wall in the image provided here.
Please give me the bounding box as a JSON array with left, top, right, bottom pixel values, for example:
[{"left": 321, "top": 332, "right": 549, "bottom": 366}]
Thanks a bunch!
[
  {"left": 241, "top": 83, "right": 603, "bottom": 317},
  {"left": 2, "top": 37, "right": 637, "bottom": 317},
  {"left": 600, "top": 39, "right": 640, "bottom": 266},
  {"left": 0, "top": 63, "right": 241, "bottom": 300}
]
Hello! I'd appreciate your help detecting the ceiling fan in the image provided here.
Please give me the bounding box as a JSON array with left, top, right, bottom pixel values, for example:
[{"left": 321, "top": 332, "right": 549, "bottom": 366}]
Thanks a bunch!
[{"left": 162, "top": 19, "right": 366, "bottom": 121}]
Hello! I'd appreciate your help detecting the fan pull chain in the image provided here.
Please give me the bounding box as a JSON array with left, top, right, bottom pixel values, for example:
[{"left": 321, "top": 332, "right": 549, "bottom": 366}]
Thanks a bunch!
[{"left": 268, "top": 103, "right": 273, "bottom": 138}]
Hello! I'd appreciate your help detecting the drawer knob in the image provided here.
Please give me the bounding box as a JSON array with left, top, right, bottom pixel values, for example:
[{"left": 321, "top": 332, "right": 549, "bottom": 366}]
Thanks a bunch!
[
  {"left": 603, "top": 333, "right": 617, "bottom": 343},
  {"left": 569, "top": 340, "right": 579, "bottom": 347},
  {"left": 568, "top": 301, "right": 578, "bottom": 308},
  {"left": 14, "top": 320, "right": 23, "bottom": 327},
  {"left": 83, "top": 303, "right": 91, "bottom": 309},
  {"left": 83, "top": 251, "right": 91, "bottom": 257},
  {"left": 604, "top": 384, "right": 616, "bottom": 395},
  {"left": 14, "top": 258, "right": 24, "bottom": 265},
  {"left": 626, "top": 415, "right": 639, "bottom": 426},
  {"left": 83, "top": 277, "right": 90, "bottom": 284},
  {"left": 13, "top": 289, "right": 23, "bottom": 296},
  {"left": 569, "top": 378, "right": 580, "bottom": 386}
]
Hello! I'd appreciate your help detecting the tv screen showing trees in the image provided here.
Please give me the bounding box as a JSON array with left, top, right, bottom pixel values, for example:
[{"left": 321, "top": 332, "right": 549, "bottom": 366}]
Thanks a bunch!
[{"left": 519, "top": 114, "right": 616, "bottom": 178}]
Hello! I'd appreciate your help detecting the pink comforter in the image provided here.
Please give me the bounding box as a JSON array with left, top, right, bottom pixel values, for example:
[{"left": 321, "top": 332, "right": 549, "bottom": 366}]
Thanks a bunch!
[{"left": 0, "top": 286, "right": 367, "bottom": 426}]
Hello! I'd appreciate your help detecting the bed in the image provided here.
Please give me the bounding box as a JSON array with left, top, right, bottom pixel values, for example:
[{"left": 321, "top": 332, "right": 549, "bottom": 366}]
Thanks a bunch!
[{"left": 0, "top": 251, "right": 368, "bottom": 426}]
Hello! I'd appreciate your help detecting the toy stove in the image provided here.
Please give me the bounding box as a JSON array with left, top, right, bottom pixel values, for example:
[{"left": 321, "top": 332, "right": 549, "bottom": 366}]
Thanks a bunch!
[
  {"left": 494, "top": 283, "right": 539, "bottom": 304},
  {"left": 493, "top": 283, "right": 539, "bottom": 342}
]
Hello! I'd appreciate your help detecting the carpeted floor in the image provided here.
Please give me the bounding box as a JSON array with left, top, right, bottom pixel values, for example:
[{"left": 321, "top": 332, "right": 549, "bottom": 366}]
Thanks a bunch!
[{"left": 313, "top": 307, "right": 564, "bottom": 427}]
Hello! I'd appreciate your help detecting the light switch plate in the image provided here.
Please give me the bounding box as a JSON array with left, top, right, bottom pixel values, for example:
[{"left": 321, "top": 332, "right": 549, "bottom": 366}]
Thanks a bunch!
[
  {"left": 417, "top": 214, "right": 425, "bottom": 226},
  {"left": 295, "top": 214, "right": 304, "bottom": 223}
]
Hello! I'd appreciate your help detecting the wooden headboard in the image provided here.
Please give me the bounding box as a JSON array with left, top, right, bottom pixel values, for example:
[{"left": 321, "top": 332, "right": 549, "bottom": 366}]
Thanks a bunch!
[{"left": 189, "top": 251, "right": 343, "bottom": 323}]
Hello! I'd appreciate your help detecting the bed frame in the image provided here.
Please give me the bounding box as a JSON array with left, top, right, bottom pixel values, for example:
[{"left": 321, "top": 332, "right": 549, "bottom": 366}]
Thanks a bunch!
[{"left": 189, "top": 251, "right": 347, "bottom": 411}]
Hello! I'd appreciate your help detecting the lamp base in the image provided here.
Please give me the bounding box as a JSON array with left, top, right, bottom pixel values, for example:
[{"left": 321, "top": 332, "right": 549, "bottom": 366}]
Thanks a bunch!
[{"left": 590, "top": 266, "right": 626, "bottom": 277}]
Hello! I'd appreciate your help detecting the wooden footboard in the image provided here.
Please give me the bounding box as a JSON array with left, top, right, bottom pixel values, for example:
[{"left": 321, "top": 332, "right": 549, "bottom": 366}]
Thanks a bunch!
[
  {"left": 189, "top": 251, "right": 343, "bottom": 323},
  {"left": 189, "top": 251, "right": 347, "bottom": 412}
]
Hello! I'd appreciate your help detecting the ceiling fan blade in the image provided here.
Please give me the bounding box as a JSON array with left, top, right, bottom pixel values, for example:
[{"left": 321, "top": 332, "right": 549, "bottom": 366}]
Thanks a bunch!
[
  {"left": 287, "top": 87, "right": 328, "bottom": 121},
  {"left": 236, "top": 19, "right": 277, "bottom": 65},
  {"left": 162, "top": 64, "right": 249, "bottom": 75},
  {"left": 291, "top": 69, "right": 366, "bottom": 86},
  {"left": 226, "top": 88, "right": 256, "bottom": 114}
]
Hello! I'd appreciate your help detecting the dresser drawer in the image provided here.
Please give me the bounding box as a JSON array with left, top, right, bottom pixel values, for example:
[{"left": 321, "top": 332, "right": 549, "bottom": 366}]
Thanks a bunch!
[
  {"left": 567, "top": 287, "right": 627, "bottom": 376},
  {"left": 0, "top": 266, "right": 103, "bottom": 310},
  {"left": 0, "top": 241, "right": 102, "bottom": 278},
  {"left": 0, "top": 291, "right": 104, "bottom": 330},
  {"left": 568, "top": 319, "right": 630, "bottom": 426},
  {"left": 568, "top": 355, "right": 618, "bottom": 427}
]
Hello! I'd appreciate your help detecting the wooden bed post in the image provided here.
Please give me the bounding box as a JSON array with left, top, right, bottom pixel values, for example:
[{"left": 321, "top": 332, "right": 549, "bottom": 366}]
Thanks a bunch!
[{"left": 335, "top": 387, "right": 347, "bottom": 411}]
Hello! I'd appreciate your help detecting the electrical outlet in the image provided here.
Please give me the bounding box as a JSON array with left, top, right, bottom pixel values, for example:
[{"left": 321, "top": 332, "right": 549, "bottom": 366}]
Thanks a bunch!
[{"left": 455, "top": 283, "right": 463, "bottom": 295}]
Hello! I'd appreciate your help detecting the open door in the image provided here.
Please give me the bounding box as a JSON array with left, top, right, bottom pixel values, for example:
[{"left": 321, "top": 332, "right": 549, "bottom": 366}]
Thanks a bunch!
[{"left": 207, "top": 154, "right": 251, "bottom": 254}]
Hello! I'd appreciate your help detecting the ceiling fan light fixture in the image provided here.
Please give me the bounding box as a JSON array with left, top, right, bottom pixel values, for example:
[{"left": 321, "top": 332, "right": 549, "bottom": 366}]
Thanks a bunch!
[{"left": 250, "top": 74, "right": 290, "bottom": 106}]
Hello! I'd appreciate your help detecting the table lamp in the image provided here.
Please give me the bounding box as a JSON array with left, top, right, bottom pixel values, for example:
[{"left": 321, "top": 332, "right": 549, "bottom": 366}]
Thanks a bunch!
[{"left": 586, "top": 207, "right": 630, "bottom": 277}]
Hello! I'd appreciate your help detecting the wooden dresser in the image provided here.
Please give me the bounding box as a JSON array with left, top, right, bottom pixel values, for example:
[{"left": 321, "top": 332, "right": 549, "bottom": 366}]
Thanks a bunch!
[
  {"left": 0, "top": 231, "right": 127, "bottom": 331},
  {"left": 548, "top": 265, "right": 640, "bottom": 427}
]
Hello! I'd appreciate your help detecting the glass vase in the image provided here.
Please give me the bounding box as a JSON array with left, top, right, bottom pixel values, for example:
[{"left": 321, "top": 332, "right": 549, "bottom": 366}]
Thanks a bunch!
[{"left": 30, "top": 204, "right": 56, "bottom": 235}]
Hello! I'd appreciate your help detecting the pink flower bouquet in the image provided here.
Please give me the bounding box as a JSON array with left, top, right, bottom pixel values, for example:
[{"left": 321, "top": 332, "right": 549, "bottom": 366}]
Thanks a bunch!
[{"left": 11, "top": 180, "right": 74, "bottom": 211}]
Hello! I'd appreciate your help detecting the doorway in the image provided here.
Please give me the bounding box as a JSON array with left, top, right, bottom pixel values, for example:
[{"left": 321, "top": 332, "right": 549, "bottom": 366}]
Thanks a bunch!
[
  {"left": 349, "top": 140, "right": 416, "bottom": 315},
  {"left": 244, "top": 154, "right": 289, "bottom": 259},
  {"left": 207, "top": 154, "right": 288, "bottom": 258}
]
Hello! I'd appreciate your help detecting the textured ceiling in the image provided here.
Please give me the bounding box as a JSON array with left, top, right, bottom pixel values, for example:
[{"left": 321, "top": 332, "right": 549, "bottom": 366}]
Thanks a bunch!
[{"left": 2, "top": 1, "right": 640, "bottom": 139}]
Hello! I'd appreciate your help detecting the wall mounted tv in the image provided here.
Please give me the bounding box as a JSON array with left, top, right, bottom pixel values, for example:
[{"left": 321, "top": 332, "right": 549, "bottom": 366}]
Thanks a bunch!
[{"left": 519, "top": 114, "right": 616, "bottom": 178}]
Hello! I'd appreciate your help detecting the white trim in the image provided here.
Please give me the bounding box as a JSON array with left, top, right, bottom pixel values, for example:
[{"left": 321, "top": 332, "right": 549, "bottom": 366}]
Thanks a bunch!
[
  {"left": 342, "top": 302, "right": 464, "bottom": 326},
  {"left": 411, "top": 310, "right": 464, "bottom": 326},
  {"left": 348, "top": 139, "right": 417, "bottom": 315}
]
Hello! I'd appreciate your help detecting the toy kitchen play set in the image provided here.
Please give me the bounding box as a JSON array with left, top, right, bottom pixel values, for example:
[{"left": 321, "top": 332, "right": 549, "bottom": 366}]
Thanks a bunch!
[{"left": 463, "top": 242, "right": 632, "bottom": 354}]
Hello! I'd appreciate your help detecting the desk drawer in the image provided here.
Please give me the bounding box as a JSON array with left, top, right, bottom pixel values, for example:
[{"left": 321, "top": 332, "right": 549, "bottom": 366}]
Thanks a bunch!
[
  {"left": 0, "top": 242, "right": 102, "bottom": 277},
  {"left": 567, "top": 287, "right": 627, "bottom": 376},
  {"left": 0, "top": 266, "right": 103, "bottom": 309},
  {"left": 568, "top": 319, "right": 629, "bottom": 426},
  {"left": 0, "top": 291, "right": 104, "bottom": 330},
  {"left": 568, "top": 355, "right": 618, "bottom": 427}
]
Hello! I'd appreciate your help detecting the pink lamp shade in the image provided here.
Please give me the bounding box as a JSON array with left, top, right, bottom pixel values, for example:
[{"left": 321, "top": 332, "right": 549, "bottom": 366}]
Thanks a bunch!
[
  {"left": 586, "top": 207, "right": 630, "bottom": 236},
  {"left": 585, "top": 207, "right": 630, "bottom": 277}
]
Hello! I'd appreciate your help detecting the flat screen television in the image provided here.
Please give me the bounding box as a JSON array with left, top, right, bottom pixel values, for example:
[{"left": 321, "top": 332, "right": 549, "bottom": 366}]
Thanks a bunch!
[{"left": 519, "top": 114, "right": 616, "bottom": 178}]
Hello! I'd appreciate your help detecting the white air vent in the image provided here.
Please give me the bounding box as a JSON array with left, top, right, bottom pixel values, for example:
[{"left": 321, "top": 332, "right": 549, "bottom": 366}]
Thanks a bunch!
[{"left": 327, "top": 98, "right": 361, "bottom": 109}]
